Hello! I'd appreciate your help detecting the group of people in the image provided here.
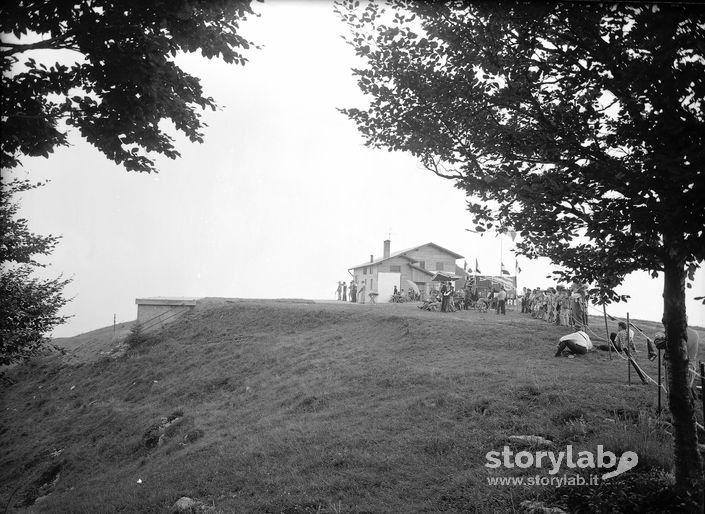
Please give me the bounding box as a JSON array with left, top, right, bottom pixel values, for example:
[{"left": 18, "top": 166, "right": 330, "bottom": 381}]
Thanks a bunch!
[
  {"left": 423, "top": 283, "right": 514, "bottom": 313},
  {"left": 554, "top": 321, "right": 657, "bottom": 359},
  {"left": 390, "top": 286, "right": 421, "bottom": 303},
  {"left": 520, "top": 283, "right": 589, "bottom": 327},
  {"left": 478, "top": 287, "right": 509, "bottom": 315},
  {"left": 335, "top": 281, "right": 358, "bottom": 303},
  {"left": 419, "top": 283, "right": 471, "bottom": 312}
]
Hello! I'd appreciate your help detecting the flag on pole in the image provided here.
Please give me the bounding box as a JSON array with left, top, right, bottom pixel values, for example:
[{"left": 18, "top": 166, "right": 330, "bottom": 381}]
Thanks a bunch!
[
  {"left": 475, "top": 258, "right": 481, "bottom": 274},
  {"left": 501, "top": 262, "right": 510, "bottom": 275}
]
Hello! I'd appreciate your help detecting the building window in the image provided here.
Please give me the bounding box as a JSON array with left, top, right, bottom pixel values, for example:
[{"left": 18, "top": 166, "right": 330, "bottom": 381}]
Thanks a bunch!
[
  {"left": 418, "top": 261, "right": 425, "bottom": 269},
  {"left": 436, "top": 262, "right": 444, "bottom": 271},
  {"left": 363, "top": 268, "right": 367, "bottom": 275},
  {"left": 390, "top": 265, "right": 401, "bottom": 273}
]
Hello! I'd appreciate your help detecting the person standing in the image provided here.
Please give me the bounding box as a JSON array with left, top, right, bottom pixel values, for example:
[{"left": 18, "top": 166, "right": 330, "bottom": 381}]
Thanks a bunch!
[
  {"left": 350, "top": 281, "right": 357, "bottom": 303},
  {"left": 336, "top": 282, "right": 342, "bottom": 301},
  {"left": 342, "top": 281, "right": 347, "bottom": 302},
  {"left": 488, "top": 289, "right": 496, "bottom": 312},
  {"left": 496, "top": 287, "right": 507, "bottom": 315},
  {"left": 446, "top": 283, "right": 456, "bottom": 312},
  {"left": 440, "top": 282, "right": 449, "bottom": 312}
]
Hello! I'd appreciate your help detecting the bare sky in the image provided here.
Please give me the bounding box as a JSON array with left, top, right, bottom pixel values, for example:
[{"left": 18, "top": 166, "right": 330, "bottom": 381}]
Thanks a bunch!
[{"left": 6, "top": 0, "right": 704, "bottom": 337}]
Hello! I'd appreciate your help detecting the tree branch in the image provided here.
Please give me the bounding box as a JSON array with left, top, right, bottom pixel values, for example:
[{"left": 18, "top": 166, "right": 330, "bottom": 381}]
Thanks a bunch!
[{"left": 0, "top": 32, "right": 79, "bottom": 56}]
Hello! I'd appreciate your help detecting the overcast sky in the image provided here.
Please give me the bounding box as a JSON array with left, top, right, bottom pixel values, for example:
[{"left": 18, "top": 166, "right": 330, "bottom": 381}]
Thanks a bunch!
[{"left": 6, "top": 0, "right": 704, "bottom": 337}]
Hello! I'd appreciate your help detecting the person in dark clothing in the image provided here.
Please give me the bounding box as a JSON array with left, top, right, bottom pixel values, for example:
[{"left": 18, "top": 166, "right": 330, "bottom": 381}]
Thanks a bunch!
[
  {"left": 342, "top": 282, "right": 347, "bottom": 302},
  {"left": 440, "top": 283, "right": 449, "bottom": 312}
]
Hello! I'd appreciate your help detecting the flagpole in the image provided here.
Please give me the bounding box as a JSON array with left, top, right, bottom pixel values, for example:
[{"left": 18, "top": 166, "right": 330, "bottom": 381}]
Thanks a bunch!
[
  {"left": 499, "top": 233, "right": 503, "bottom": 276},
  {"left": 474, "top": 258, "right": 478, "bottom": 294}
]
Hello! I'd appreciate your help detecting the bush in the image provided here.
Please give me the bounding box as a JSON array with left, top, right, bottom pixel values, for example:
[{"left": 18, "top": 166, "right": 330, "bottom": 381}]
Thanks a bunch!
[
  {"left": 125, "top": 323, "right": 147, "bottom": 347},
  {"left": 551, "top": 469, "right": 698, "bottom": 513}
]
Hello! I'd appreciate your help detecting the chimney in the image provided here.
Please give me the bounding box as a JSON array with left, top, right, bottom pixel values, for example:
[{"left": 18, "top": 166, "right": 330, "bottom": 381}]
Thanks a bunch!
[
  {"left": 370, "top": 254, "right": 374, "bottom": 263},
  {"left": 383, "top": 239, "right": 390, "bottom": 259}
]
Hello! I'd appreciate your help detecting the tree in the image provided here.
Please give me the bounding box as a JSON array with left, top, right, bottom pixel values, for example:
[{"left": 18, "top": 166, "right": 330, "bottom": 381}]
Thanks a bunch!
[
  {"left": 1, "top": 0, "right": 258, "bottom": 173},
  {"left": 1, "top": 1, "right": 258, "bottom": 361},
  {"left": 337, "top": 0, "right": 705, "bottom": 503},
  {"left": 0, "top": 180, "right": 71, "bottom": 365}
]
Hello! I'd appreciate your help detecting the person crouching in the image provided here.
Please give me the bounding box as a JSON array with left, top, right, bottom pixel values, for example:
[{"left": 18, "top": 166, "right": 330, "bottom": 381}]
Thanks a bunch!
[{"left": 555, "top": 325, "right": 593, "bottom": 357}]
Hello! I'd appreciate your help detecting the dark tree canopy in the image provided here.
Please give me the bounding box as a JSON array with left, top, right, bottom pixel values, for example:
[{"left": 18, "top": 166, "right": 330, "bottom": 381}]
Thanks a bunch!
[
  {"left": 1, "top": 0, "right": 258, "bottom": 173},
  {"left": 338, "top": 0, "right": 704, "bottom": 502},
  {"left": 338, "top": 1, "right": 704, "bottom": 301},
  {"left": 0, "top": 180, "right": 71, "bottom": 366},
  {"left": 1, "top": 1, "right": 258, "bottom": 364}
]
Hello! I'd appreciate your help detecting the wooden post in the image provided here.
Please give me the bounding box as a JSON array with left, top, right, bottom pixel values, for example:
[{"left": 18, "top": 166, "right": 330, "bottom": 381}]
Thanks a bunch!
[
  {"left": 657, "top": 350, "right": 662, "bottom": 414},
  {"left": 627, "top": 312, "right": 631, "bottom": 385},
  {"left": 602, "top": 304, "right": 611, "bottom": 360}
]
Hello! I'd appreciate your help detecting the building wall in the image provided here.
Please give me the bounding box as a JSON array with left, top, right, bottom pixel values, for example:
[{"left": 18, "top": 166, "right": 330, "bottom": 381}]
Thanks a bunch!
[
  {"left": 136, "top": 304, "right": 194, "bottom": 331},
  {"left": 377, "top": 272, "right": 402, "bottom": 303},
  {"left": 378, "top": 256, "right": 413, "bottom": 291},
  {"left": 401, "top": 246, "right": 458, "bottom": 274},
  {"left": 353, "top": 263, "right": 377, "bottom": 303},
  {"left": 135, "top": 298, "right": 198, "bottom": 332},
  {"left": 351, "top": 245, "right": 461, "bottom": 302},
  {"left": 350, "top": 244, "right": 463, "bottom": 302}
]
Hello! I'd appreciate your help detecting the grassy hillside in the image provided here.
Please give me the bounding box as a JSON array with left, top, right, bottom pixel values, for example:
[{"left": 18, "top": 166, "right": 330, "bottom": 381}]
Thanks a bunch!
[
  {"left": 51, "top": 320, "right": 136, "bottom": 364},
  {"left": 0, "top": 301, "right": 699, "bottom": 513}
]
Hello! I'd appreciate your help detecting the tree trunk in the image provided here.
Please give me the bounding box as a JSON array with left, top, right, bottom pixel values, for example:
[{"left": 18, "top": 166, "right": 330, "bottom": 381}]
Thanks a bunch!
[{"left": 663, "top": 257, "right": 703, "bottom": 509}]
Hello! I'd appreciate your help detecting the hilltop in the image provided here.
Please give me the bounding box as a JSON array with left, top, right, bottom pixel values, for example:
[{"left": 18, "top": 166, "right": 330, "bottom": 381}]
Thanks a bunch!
[{"left": 0, "top": 300, "right": 697, "bottom": 513}]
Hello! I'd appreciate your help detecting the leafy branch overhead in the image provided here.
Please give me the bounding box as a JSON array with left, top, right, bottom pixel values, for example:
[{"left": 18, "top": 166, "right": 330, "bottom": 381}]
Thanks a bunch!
[
  {"left": 337, "top": 1, "right": 704, "bottom": 303},
  {"left": 1, "top": 0, "right": 259, "bottom": 172}
]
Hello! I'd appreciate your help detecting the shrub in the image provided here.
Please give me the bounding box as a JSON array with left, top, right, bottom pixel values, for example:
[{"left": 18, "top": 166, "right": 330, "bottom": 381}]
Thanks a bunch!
[
  {"left": 125, "top": 323, "right": 147, "bottom": 347},
  {"left": 552, "top": 469, "right": 697, "bottom": 513}
]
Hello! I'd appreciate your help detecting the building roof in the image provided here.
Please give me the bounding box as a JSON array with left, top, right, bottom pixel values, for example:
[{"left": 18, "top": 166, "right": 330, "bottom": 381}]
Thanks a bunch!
[
  {"left": 349, "top": 242, "right": 464, "bottom": 270},
  {"left": 135, "top": 297, "right": 200, "bottom": 306}
]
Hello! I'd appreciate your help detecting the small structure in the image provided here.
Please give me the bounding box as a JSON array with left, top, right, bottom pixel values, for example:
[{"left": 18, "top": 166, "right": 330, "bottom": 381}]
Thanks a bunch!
[
  {"left": 468, "top": 275, "right": 517, "bottom": 298},
  {"left": 135, "top": 297, "right": 199, "bottom": 332}
]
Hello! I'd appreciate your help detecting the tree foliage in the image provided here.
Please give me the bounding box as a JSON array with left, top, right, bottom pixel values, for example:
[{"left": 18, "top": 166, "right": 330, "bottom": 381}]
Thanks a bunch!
[
  {"left": 337, "top": 0, "right": 704, "bottom": 501},
  {"left": 0, "top": 1, "right": 259, "bottom": 364},
  {"left": 1, "top": 0, "right": 258, "bottom": 173},
  {"left": 338, "top": 1, "right": 703, "bottom": 301},
  {"left": 0, "top": 180, "right": 71, "bottom": 366}
]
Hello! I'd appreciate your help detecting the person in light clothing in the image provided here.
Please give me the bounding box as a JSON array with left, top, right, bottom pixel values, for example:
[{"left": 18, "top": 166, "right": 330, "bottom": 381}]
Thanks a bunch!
[
  {"left": 555, "top": 326, "right": 593, "bottom": 357},
  {"left": 496, "top": 287, "right": 507, "bottom": 315}
]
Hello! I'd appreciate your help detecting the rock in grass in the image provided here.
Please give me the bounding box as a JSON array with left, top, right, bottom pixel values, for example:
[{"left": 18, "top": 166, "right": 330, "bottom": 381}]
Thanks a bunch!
[
  {"left": 519, "top": 500, "right": 567, "bottom": 514},
  {"left": 508, "top": 435, "right": 554, "bottom": 446},
  {"left": 172, "top": 496, "right": 201, "bottom": 512}
]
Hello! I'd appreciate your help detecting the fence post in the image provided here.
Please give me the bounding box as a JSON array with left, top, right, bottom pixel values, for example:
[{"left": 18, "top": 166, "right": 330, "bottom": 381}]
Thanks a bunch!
[{"left": 657, "top": 350, "right": 662, "bottom": 414}]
